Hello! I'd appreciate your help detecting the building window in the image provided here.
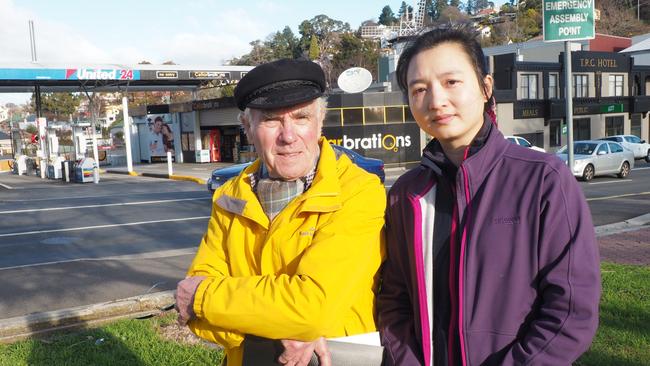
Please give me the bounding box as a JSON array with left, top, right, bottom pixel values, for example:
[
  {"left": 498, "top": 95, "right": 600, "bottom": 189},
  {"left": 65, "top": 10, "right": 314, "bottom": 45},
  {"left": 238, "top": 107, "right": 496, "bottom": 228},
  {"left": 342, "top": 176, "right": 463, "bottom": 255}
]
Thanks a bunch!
[
  {"left": 549, "top": 120, "right": 562, "bottom": 147},
  {"left": 631, "top": 114, "right": 642, "bottom": 138},
  {"left": 605, "top": 116, "right": 624, "bottom": 136},
  {"left": 548, "top": 74, "right": 558, "bottom": 99},
  {"left": 608, "top": 75, "right": 624, "bottom": 96},
  {"left": 573, "top": 118, "right": 591, "bottom": 140},
  {"left": 573, "top": 74, "right": 588, "bottom": 98},
  {"left": 520, "top": 74, "right": 538, "bottom": 99}
]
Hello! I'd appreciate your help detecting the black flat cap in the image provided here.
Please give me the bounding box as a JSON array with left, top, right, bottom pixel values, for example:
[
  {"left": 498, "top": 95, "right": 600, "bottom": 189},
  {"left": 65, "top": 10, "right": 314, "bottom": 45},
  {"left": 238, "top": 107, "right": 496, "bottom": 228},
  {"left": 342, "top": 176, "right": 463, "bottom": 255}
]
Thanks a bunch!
[{"left": 234, "top": 59, "right": 326, "bottom": 111}]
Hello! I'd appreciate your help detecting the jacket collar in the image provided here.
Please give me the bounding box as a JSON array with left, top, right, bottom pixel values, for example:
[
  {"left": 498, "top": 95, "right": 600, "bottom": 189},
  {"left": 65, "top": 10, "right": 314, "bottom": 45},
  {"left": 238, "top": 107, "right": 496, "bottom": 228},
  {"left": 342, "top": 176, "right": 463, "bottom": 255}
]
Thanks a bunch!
[
  {"left": 420, "top": 115, "right": 509, "bottom": 193},
  {"left": 216, "top": 137, "right": 343, "bottom": 228}
]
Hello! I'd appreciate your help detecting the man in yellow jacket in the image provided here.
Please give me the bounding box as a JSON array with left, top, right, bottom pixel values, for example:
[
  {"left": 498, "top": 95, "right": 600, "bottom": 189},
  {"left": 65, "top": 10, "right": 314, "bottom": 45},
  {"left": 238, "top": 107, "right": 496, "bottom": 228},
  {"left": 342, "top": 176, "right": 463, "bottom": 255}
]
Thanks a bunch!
[{"left": 175, "top": 59, "right": 386, "bottom": 366}]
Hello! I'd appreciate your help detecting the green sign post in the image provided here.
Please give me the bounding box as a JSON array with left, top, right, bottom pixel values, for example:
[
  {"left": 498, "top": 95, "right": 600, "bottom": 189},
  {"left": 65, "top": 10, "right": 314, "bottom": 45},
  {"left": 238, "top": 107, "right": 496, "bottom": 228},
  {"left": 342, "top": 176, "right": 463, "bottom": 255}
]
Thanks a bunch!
[
  {"left": 543, "top": 0, "right": 595, "bottom": 42},
  {"left": 543, "top": 0, "right": 595, "bottom": 171}
]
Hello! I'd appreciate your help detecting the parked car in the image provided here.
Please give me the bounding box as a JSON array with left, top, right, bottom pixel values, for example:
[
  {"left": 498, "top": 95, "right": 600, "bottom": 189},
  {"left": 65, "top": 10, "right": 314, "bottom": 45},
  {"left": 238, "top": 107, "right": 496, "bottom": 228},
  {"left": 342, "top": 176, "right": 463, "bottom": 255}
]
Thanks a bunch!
[
  {"left": 207, "top": 144, "right": 385, "bottom": 192},
  {"left": 556, "top": 140, "right": 635, "bottom": 181},
  {"left": 505, "top": 136, "right": 546, "bottom": 152},
  {"left": 598, "top": 135, "right": 650, "bottom": 162}
]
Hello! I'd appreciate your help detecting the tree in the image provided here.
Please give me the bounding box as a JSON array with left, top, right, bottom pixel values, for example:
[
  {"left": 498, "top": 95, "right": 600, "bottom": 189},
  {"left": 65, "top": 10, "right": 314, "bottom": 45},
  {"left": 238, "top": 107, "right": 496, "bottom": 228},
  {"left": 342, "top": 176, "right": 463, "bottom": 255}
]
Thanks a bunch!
[
  {"left": 309, "top": 35, "right": 320, "bottom": 60},
  {"left": 437, "top": 5, "right": 471, "bottom": 24},
  {"left": 332, "top": 33, "right": 380, "bottom": 83},
  {"left": 596, "top": 0, "right": 650, "bottom": 36},
  {"left": 378, "top": 5, "right": 397, "bottom": 25},
  {"left": 398, "top": 1, "right": 414, "bottom": 20},
  {"left": 31, "top": 92, "right": 81, "bottom": 122}
]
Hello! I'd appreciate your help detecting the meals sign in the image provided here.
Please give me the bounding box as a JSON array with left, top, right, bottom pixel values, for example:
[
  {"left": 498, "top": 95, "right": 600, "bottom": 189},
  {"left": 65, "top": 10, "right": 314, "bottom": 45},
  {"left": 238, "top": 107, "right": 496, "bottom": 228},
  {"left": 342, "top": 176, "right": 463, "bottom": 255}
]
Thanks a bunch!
[{"left": 543, "top": 0, "right": 595, "bottom": 42}]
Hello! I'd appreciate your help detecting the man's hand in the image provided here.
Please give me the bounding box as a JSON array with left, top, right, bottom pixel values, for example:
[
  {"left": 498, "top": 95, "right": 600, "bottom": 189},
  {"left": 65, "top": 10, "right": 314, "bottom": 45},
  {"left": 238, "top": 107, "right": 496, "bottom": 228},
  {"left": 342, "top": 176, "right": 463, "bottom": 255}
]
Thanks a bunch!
[
  {"left": 278, "top": 337, "right": 331, "bottom": 366},
  {"left": 174, "top": 276, "right": 206, "bottom": 325}
]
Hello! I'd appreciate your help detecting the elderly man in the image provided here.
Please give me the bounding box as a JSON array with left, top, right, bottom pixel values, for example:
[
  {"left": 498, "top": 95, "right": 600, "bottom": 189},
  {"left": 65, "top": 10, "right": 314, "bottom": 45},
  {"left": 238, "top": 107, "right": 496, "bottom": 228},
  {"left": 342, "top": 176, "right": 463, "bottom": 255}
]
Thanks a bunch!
[{"left": 175, "top": 59, "right": 386, "bottom": 366}]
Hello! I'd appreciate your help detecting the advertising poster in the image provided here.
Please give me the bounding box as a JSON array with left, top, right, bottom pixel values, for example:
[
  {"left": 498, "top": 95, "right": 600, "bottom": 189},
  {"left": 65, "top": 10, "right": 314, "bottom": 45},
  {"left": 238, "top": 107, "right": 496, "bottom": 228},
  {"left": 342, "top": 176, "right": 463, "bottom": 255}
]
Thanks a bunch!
[
  {"left": 144, "top": 114, "right": 179, "bottom": 160},
  {"left": 323, "top": 122, "right": 421, "bottom": 164}
]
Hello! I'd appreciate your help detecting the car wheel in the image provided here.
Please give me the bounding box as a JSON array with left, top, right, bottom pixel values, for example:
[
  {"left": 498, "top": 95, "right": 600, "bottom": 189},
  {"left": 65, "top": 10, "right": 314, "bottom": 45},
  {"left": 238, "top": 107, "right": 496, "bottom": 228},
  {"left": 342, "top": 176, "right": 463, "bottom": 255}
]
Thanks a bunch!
[
  {"left": 645, "top": 149, "right": 650, "bottom": 163},
  {"left": 618, "top": 161, "right": 630, "bottom": 179},
  {"left": 581, "top": 164, "right": 595, "bottom": 181}
]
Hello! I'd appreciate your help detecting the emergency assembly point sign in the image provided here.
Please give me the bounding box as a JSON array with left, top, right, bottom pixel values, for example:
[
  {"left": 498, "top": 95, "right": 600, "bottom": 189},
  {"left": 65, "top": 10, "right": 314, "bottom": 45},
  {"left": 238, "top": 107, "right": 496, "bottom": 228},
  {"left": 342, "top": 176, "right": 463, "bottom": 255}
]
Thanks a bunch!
[{"left": 543, "top": 0, "right": 595, "bottom": 42}]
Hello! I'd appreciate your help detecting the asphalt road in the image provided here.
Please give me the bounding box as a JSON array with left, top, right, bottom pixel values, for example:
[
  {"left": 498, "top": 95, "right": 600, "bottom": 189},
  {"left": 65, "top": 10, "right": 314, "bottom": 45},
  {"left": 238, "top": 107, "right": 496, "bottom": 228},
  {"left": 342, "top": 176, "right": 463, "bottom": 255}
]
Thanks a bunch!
[
  {"left": 0, "top": 173, "right": 211, "bottom": 318},
  {"left": 0, "top": 159, "right": 647, "bottom": 319}
]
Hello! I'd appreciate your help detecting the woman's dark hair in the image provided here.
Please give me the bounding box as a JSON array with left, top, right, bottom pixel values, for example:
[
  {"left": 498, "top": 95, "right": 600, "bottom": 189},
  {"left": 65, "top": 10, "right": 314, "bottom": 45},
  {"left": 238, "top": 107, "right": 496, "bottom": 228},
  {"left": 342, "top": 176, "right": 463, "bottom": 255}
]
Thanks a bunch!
[{"left": 396, "top": 25, "right": 492, "bottom": 104}]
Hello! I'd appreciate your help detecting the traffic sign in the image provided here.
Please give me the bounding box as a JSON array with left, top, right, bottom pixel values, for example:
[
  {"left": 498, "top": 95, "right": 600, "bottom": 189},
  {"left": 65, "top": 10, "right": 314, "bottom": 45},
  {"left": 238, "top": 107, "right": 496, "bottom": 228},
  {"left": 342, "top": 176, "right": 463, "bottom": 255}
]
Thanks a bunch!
[{"left": 543, "top": 0, "right": 595, "bottom": 42}]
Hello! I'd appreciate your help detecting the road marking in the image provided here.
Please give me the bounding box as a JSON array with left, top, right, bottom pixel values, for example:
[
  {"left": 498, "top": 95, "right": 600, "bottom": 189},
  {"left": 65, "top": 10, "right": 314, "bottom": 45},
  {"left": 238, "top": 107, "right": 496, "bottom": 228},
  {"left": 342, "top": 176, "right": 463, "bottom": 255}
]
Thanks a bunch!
[
  {"left": 0, "top": 197, "right": 210, "bottom": 215},
  {"left": 586, "top": 191, "right": 650, "bottom": 202},
  {"left": 1, "top": 191, "right": 207, "bottom": 203},
  {"left": 587, "top": 180, "right": 633, "bottom": 185},
  {"left": 634, "top": 166, "right": 650, "bottom": 171},
  {"left": 0, "top": 248, "right": 198, "bottom": 271},
  {"left": 0, "top": 216, "right": 210, "bottom": 238},
  {"left": 0, "top": 182, "right": 13, "bottom": 189}
]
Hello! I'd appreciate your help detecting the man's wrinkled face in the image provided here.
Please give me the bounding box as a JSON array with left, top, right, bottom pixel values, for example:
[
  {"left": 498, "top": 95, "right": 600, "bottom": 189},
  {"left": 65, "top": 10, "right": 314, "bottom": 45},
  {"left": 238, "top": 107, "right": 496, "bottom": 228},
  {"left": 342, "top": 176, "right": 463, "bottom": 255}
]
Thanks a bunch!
[{"left": 243, "top": 100, "right": 323, "bottom": 181}]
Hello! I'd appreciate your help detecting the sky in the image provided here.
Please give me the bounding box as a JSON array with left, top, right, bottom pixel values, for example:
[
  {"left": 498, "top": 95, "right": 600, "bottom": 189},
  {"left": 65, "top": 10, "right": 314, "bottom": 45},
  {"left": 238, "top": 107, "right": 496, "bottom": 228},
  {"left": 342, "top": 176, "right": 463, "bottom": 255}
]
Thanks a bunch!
[{"left": 0, "top": 0, "right": 505, "bottom": 105}]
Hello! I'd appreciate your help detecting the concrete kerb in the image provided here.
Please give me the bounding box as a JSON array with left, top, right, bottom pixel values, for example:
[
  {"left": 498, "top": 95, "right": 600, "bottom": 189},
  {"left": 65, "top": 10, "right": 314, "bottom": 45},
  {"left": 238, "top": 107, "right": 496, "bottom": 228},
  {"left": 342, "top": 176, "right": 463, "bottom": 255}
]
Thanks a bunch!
[
  {"left": 170, "top": 175, "right": 206, "bottom": 185},
  {"left": 595, "top": 213, "right": 650, "bottom": 237},
  {"left": 104, "top": 169, "right": 206, "bottom": 185},
  {"left": 0, "top": 291, "right": 175, "bottom": 344}
]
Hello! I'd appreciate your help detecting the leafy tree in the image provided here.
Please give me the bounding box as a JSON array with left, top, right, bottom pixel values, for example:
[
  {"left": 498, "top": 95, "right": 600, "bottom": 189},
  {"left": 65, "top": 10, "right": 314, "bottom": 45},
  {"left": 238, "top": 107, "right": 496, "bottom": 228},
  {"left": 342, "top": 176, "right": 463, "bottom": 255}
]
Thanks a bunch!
[
  {"left": 449, "top": 0, "right": 461, "bottom": 7},
  {"left": 309, "top": 35, "right": 320, "bottom": 60},
  {"left": 31, "top": 92, "right": 81, "bottom": 122},
  {"left": 475, "top": 0, "right": 490, "bottom": 11},
  {"left": 398, "top": 1, "right": 414, "bottom": 20},
  {"left": 378, "top": 5, "right": 397, "bottom": 25},
  {"left": 332, "top": 33, "right": 379, "bottom": 82}
]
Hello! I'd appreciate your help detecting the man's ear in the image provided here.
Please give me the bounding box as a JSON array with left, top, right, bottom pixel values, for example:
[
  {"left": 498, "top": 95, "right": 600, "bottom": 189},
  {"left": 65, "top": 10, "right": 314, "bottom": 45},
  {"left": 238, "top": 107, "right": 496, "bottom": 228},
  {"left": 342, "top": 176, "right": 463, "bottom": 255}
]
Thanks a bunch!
[{"left": 240, "top": 113, "right": 252, "bottom": 139}]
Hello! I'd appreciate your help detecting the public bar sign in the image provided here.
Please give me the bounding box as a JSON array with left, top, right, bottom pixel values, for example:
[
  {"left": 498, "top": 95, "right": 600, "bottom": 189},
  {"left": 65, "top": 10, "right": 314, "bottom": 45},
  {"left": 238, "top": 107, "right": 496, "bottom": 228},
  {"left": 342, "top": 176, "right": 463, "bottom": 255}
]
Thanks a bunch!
[{"left": 543, "top": 0, "right": 595, "bottom": 42}]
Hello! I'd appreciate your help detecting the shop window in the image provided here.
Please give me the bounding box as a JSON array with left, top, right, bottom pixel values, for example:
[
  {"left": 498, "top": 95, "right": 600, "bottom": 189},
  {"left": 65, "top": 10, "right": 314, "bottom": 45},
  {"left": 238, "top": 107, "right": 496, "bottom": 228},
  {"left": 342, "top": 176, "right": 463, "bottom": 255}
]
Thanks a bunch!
[
  {"left": 548, "top": 74, "right": 558, "bottom": 99},
  {"left": 385, "top": 106, "right": 405, "bottom": 123},
  {"left": 342, "top": 108, "right": 363, "bottom": 125},
  {"left": 520, "top": 74, "right": 538, "bottom": 99},
  {"left": 573, "top": 74, "right": 588, "bottom": 98},
  {"left": 181, "top": 132, "right": 195, "bottom": 151},
  {"left": 405, "top": 107, "right": 415, "bottom": 122},
  {"left": 605, "top": 116, "right": 624, "bottom": 136},
  {"left": 608, "top": 74, "right": 624, "bottom": 96},
  {"left": 573, "top": 118, "right": 591, "bottom": 140},
  {"left": 549, "top": 120, "right": 561, "bottom": 147},
  {"left": 364, "top": 107, "right": 384, "bottom": 124},
  {"left": 324, "top": 109, "right": 342, "bottom": 126},
  {"left": 631, "top": 114, "right": 642, "bottom": 138}
]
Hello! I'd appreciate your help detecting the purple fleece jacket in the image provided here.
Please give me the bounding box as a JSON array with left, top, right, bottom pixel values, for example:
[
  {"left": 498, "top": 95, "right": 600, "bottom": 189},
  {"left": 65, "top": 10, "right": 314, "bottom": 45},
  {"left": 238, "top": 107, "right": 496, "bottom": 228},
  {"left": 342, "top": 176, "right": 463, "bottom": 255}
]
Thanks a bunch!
[{"left": 378, "top": 123, "right": 600, "bottom": 366}]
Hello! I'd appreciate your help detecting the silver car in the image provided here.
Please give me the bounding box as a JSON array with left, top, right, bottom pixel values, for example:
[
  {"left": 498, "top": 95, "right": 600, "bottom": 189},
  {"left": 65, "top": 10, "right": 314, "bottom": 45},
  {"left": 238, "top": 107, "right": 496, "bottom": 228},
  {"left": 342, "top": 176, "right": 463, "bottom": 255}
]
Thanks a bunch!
[
  {"left": 598, "top": 135, "right": 650, "bottom": 163},
  {"left": 556, "top": 140, "right": 635, "bottom": 181}
]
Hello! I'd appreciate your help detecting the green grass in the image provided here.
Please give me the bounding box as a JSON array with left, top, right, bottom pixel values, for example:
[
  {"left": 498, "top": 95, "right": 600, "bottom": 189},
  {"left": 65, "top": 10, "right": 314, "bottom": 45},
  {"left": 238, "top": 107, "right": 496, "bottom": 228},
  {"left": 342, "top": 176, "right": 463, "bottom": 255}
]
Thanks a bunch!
[
  {"left": 0, "top": 312, "right": 223, "bottom": 366},
  {"left": 0, "top": 262, "right": 647, "bottom": 365},
  {"left": 577, "top": 262, "right": 650, "bottom": 366}
]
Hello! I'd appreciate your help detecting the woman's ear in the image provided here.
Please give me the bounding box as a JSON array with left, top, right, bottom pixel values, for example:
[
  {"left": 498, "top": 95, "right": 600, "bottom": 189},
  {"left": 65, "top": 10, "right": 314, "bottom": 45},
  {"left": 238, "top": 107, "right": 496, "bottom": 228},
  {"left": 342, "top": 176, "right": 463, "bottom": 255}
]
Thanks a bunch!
[{"left": 483, "top": 74, "right": 494, "bottom": 102}]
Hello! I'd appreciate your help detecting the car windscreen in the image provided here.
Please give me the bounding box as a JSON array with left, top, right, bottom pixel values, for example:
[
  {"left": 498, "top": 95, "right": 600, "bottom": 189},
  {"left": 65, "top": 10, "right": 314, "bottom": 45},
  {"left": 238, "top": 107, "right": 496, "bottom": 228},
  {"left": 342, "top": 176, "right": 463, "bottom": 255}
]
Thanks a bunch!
[{"left": 559, "top": 142, "right": 598, "bottom": 155}]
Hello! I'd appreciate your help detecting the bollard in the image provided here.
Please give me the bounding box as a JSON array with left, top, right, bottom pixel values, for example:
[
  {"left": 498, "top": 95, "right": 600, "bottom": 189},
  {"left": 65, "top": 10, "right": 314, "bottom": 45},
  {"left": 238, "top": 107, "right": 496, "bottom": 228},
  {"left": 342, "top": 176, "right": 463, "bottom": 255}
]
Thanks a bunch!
[
  {"left": 167, "top": 151, "right": 173, "bottom": 176},
  {"left": 64, "top": 161, "right": 70, "bottom": 183}
]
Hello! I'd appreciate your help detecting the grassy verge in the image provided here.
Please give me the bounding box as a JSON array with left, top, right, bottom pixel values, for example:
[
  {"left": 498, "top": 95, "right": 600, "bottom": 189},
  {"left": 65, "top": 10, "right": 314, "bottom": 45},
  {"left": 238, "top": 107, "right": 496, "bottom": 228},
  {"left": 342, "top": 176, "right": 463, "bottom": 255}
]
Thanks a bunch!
[
  {"left": 0, "top": 312, "right": 223, "bottom": 366},
  {"left": 0, "top": 262, "right": 647, "bottom": 365},
  {"left": 577, "top": 262, "right": 650, "bottom": 365}
]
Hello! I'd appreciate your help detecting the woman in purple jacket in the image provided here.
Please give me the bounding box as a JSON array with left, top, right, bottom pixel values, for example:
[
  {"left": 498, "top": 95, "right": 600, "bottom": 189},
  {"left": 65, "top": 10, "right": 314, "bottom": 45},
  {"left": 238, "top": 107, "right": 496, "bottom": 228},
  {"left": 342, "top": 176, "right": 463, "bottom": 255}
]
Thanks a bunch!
[{"left": 377, "top": 26, "right": 600, "bottom": 366}]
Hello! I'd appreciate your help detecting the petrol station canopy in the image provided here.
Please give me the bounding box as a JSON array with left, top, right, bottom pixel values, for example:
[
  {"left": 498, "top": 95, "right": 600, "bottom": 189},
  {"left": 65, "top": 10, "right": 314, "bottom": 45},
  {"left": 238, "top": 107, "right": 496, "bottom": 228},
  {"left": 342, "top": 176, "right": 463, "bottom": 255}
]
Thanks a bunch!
[{"left": 0, "top": 62, "right": 253, "bottom": 93}]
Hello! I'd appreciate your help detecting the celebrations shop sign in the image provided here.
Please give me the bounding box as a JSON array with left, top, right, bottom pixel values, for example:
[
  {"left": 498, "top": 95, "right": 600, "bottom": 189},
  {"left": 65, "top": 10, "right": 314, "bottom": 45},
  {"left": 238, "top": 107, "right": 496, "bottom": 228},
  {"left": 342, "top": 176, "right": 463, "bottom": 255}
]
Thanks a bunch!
[{"left": 323, "top": 123, "right": 421, "bottom": 164}]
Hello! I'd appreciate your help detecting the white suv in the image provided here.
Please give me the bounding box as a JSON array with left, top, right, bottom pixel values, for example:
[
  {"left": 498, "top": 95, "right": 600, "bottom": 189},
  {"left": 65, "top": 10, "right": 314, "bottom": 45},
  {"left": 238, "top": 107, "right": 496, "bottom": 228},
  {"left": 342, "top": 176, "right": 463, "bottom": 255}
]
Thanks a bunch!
[{"left": 599, "top": 135, "right": 650, "bottom": 163}]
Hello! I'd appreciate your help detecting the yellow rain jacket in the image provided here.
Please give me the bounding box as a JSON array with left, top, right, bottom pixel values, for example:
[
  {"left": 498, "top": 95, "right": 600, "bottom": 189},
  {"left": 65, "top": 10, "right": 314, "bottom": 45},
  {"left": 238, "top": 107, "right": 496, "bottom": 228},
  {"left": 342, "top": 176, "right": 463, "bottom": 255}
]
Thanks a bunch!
[{"left": 187, "top": 138, "right": 386, "bottom": 366}]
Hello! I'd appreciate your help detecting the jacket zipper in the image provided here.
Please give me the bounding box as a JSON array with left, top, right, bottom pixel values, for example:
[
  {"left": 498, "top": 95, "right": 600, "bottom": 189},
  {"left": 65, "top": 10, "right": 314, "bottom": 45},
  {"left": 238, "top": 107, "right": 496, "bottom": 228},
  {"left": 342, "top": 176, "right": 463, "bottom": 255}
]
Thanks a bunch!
[{"left": 458, "top": 147, "right": 472, "bottom": 366}]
